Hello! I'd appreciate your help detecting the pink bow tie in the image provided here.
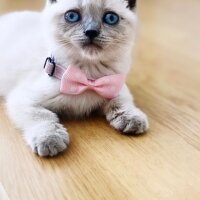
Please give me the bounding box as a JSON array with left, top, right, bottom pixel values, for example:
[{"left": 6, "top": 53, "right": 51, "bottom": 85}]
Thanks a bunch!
[{"left": 44, "top": 58, "right": 125, "bottom": 99}]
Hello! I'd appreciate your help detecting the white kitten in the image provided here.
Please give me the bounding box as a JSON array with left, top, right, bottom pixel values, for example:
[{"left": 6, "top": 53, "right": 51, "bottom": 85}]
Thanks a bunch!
[{"left": 0, "top": 0, "right": 149, "bottom": 157}]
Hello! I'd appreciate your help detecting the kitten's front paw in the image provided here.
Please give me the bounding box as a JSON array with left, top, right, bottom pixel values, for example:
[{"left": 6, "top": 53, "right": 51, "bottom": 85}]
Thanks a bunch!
[
  {"left": 106, "top": 108, "right": 149, "bottom": 135},
  {"left": 25, "top": 123, "right": 70, "bottom": 157}
]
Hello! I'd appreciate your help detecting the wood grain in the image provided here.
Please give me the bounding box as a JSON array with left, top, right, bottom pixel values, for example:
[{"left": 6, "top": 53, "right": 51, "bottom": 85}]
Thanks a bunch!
[{"left": 0, "top": 0, "right": 200, "bottom": 199}]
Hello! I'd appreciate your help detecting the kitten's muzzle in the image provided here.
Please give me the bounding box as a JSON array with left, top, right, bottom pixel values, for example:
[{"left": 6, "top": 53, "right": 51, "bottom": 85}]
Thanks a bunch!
[{"left": 82, "top": 22, "right": 102, "bottom": 51}]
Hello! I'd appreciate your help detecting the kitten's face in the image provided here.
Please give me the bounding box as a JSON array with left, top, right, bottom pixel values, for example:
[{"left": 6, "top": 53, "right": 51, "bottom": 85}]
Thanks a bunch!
[{"left": 44, "top": 0, "right": 137, "bottom": 60}]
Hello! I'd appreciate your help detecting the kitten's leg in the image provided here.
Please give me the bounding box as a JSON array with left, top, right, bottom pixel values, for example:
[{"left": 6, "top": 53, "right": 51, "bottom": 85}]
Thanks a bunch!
[
  {"left": 6, "top": 87, "right": 69, "bottom": 157},
  {"left": 104, "top": 85, "right": 149, "bottom": 134}
]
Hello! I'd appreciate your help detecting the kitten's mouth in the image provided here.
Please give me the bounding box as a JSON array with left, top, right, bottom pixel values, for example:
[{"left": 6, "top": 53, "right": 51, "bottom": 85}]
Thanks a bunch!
[{"left": 81, "top": 41, "right": 103, "bottom": 51}]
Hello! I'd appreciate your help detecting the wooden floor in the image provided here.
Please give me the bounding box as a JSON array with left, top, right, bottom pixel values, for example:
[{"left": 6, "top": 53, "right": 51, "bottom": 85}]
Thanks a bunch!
[{"left": 0, "top": 0, "right": 200, "bottom": 199}]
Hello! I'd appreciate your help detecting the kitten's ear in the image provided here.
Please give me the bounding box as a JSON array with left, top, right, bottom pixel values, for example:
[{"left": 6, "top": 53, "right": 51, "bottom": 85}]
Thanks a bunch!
[
  {"left": 48, "top": 0, "right": 57, "bottom": 3},
  {"left": 46, "top": 0, "right": 57, "bottom": 6},
  {"left": 125, "top": 0, "right": 137, "bottom": 10}
]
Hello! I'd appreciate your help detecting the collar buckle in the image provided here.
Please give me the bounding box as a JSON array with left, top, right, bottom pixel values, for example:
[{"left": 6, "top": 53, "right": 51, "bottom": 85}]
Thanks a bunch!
[{"left": 44, "top": 57, "right": 56, "bottom": 77}]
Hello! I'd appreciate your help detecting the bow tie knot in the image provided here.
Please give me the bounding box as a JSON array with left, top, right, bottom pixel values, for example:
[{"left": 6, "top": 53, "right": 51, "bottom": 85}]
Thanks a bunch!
[{"left": 87, "top": 80, "right": 96, "bottom": 87}]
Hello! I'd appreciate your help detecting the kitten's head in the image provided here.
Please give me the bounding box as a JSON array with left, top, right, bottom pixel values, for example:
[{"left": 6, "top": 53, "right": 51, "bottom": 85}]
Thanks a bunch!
[{"left": 43, "top": 0, "right": 137, "bottom": 60}]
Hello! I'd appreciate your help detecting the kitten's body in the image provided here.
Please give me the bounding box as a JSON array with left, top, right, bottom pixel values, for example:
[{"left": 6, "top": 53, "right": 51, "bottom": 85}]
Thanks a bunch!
[{"left": 0, "top": 0, "right": 149, "bottom": 157}]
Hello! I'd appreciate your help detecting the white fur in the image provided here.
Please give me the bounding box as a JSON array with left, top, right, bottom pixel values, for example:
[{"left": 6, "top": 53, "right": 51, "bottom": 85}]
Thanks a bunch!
[{"left": 0, "top": 0, "right": 149, "bottom": 157}]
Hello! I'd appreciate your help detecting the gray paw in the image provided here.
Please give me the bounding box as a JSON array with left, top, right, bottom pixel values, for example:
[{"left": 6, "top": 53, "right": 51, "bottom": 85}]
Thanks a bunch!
[
  {"left": 106, "top": 108, "right": 149, "bottom": 135},
  {"left": 26, "top": 123, "right": 70, "bottom": 157}
]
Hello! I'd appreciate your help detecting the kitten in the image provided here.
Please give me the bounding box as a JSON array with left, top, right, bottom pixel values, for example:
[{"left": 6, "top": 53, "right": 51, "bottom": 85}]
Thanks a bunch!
[{"left": 0, "top": 0, "right": 149, "bottom": 157}]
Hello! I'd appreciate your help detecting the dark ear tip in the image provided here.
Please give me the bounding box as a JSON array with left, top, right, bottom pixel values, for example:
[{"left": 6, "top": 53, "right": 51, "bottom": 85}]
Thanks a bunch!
[
  {"left": 49, "top": 0, "right": 57, "bottom": 3},
  {"left": 126, "top": 0, "right": 137, "bottom": 9}
]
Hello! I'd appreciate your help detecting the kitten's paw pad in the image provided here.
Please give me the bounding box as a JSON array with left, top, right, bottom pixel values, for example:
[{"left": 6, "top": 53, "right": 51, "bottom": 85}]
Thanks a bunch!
[
  {"left": 27, "top": 123, "right": 70, "bottom": 157},
  {"left": 107, "top": 109, "right": 149, "bottom": 135}
]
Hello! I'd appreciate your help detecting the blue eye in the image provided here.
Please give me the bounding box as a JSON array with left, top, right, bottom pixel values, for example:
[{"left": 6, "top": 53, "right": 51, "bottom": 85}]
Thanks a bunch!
[
  {"left": 65, "top": 10, "right": 81, "bottom": 23},
  {"left": 103, "top": 12, "right": 119, "bottom": 25}
]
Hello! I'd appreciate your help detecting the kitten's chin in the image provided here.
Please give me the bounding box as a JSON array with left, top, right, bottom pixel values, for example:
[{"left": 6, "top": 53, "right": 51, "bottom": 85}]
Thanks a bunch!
[
  {"left": 82, "top": 42, "right": 102, "bottom": 51},
  {"left": 80, "top": 43, "right": 103, "bottom": 60}
]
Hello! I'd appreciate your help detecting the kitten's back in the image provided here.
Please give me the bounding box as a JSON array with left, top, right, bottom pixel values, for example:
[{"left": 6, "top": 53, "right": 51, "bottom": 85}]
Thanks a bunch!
[{"left": 0, "top": 11, "right": 46, "bottom": 96}]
